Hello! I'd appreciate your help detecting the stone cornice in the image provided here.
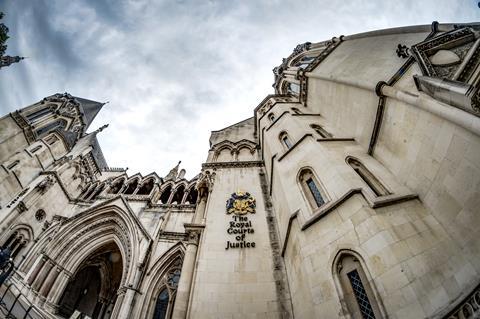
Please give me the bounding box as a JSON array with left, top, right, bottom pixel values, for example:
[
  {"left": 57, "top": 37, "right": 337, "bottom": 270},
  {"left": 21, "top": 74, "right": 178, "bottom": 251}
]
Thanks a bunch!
[{"left": 202, "top": 161, "right": 264, "bottom": 169}]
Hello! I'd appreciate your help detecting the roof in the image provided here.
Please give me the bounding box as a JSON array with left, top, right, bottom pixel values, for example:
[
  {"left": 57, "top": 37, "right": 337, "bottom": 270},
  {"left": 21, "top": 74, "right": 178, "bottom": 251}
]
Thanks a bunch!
[{"left": 74, "top": 97, "right": 105, "bottom": 130}]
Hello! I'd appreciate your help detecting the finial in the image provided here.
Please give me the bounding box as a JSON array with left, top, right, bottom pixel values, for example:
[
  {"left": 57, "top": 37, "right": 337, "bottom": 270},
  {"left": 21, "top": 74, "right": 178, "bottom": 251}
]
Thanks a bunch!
[{"left": 93, "top": 124, "right": 109, "bottom": 134}]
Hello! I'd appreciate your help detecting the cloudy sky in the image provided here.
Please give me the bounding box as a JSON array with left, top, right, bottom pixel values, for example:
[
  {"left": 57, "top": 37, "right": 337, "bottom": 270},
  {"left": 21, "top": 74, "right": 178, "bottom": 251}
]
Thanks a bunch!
[{"left": 0, "top": 0, "right": 478, "bottom": 179}]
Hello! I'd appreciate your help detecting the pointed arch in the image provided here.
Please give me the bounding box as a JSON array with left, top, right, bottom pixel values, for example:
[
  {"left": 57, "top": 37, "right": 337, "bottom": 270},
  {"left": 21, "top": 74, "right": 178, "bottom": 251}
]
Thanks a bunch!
[
  {"left": 332, "top": 249, "right": 386, "bottom": 319},
  {"left": 310, "top": 124, "right": 332, "bottom": 138},
  {"left": 109, "top": 177, "right": 125, "bottom": 194},
  {"left": 297, "top": 167, "right": 328, "bottom": 209},
  {"left": 159, "top": 184, "right": 173, "bottom": 204},
  {"left": 171, "top": 184, "right": 186, "bottom": 205},
  {"left": 40, "top": 204, "right": 152, "bottom": 302},
  {"left": 137, "top": 178, "right": 155, "bottom": 195},
  {"left": 138, "top": 243, "right": 185, "bottom": 319},
  {"left": 185, "top": 187, "right": 198, "bottom": 205},
  {"left": 346, "top": 156, "right": 389, "bottom": 197},
  {"left": 123, "top": 178, "right": 139, "bottom": 195}
]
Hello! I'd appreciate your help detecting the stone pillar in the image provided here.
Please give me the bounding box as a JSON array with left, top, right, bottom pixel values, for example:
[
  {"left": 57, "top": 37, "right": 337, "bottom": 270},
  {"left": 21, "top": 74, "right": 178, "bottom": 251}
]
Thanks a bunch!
[
  {"left": 26, "top": 255, "right": 46, "bottom": 286},
  {"left": 38, "top": 265, "right": 61, "bottom": 297},
  {"left": 47, "top": 270, "right": 70, "bottom": 305},
  {"left": 171, "top": 231, "right": 200, "bottom": 319},
  {"left": 112, "top": 287, "right": 137, "bottom": 319},
  {"left": 193, "top": 195, "right": 207, "bottom": 224},
  {"left": 32, "top": 259, "right": 54, "bottom": 292}
]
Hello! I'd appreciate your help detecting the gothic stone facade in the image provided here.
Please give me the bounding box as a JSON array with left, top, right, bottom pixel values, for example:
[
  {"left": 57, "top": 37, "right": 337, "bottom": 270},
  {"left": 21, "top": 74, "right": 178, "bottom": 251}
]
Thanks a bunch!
[{"left": 0, "top": 22, "right": 479, "bottom": 319}]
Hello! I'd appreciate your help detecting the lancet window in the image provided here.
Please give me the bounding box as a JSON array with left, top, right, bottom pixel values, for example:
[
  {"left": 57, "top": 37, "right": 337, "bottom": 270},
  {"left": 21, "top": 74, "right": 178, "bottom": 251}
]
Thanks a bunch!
[
  {"left": 123, "top": 179, "right": 139, "bottom": 195},
  {"left": 336, "top": 253, "right": 383, "bottom": 319},
  {"left": 185, "top": 187, "right": 198, "bottom": 204},
  {"left": 109, "top": 178, "right": 124, "bottom": 194},
  {"left": 279, "top": 131, "right": 293, "bottom": 150},
  {"left": 171, "top": 185, "right": 185, "bottom": 204},
  {"left": 159, "top": 185, "right": 172, "bottom": 204},
  {"left": 137, "top": 178, "right": 154, "bottom": 195},
  {"left": 2, "top": 227, "right": 31, "bottom": 261},
  {"left": 26, "top": 107, "right": 52, "bottom": 123},
  {"left": 36, "top": 119, "right": 68, "bottom": 137},
  {"left": 310, "top": 124, "right": 332, "bottom": 138},
  {"left": 346, "top": 157, "right": 389, "bottom": 197},
  {"left": 298, "top": 168, "right": 327, "bottom": 209},
  {"left": 152, "top": 265, "right": 181, "bottom": 319}
]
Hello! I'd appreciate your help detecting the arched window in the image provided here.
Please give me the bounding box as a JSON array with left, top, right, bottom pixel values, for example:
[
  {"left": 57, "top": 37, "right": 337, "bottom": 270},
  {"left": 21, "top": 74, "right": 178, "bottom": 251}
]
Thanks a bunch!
[
  {"left": 298, "top": 168, "right": 327, "bottom": 208},
  {"left": 310, "top": 124, "right": 332, "bottom": 138},
  {"left": 30, "top": 145, "right": 42, "bottom": 153},
  {"left": 2, "top": 227, "right": 32, "bottom": 262},
  {"left": 346, "top": 157, "right": 389, "bottom": 197},
  {"left": 152, "top": 288, "right": 169, "bottom": 319},
  {"left": 335, "top": 252, "right": 383, "bottom": 319},
  {"left": 268, "top": 113, "right": 275, "bottom": 122},
  {"left": 26, "top": 107, "right": 52, "bottom": 123},
  {"left": 159, "top": 185, "right": 172, "bottom": 204},
  {"left": 137, "top": 178, "right": 155, "bottom": 195},
  {"left": 123, "top": 179, "right": 139, "bottom": 195},
  {"left": 295, "top": 55, "right": 316, "bottom": 69},
  {"left": 90, "top": 183, "right": 106, "bottom": 200},
  {"left": 279, "top": 132, "right": 293, "bottom": 150},
  {"left": 185, "top": 187, "right": 198, "bottom": 204},
  {"left": 35, "top": 119, "right": 68, "bottom": 137},
  {"left": 291, "top": 107, "right": 302, "bottom": 114},
  {"left": 287, "top": 82, "right": 300, "bottom": 95},
  {"left": 109, "top": 178, "right": 125, "bottom": 194},
  {"left": 82, "top": 184, "right": 98, "bottom": 200},
  {"left": 171, "top": 185, "right": 185, "bottom": 204},
  {"left": 7, "top": 160, "right": 19, "bottom": 170}
]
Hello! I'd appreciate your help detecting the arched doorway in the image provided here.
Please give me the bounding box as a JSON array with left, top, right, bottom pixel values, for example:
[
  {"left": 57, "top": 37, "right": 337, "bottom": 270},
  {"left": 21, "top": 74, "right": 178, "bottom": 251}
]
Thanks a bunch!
[{"left": 57, "top": 242, "right": 123, "bottom": 319}]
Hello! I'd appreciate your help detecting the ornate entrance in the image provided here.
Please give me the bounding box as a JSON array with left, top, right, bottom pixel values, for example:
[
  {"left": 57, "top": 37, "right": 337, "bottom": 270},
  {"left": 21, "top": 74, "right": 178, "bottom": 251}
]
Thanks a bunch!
[{"left": 57, "top": 243, "right": 123, "bottom": 319}]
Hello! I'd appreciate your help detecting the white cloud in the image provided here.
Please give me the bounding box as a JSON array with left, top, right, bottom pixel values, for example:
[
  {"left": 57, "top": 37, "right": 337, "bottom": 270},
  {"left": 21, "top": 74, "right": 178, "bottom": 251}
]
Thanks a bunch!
[{"left": 0, "top": 0, "right": 478, "bottom": 178}]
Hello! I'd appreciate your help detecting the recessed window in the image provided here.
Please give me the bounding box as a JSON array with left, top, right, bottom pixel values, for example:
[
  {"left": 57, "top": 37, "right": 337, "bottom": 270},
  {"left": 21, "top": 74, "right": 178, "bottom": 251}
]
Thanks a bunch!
[
  {"left": 299, "top": 168, "right": 327, "bottom": 209},
  {"left": 287, "top": 82, "right": 300, "bottom": 95},
  {"left": 268, "top": 113, "right": 275, "bottom": 122},
  {"left": 346, "top": 157, "right": 389, "bottom": 197},
  {"left": 279, "top": 132, "right": 293, "bottom": 150},
  {"left": 7, "top": 160, "right": 19, "bottom": 170},
  {"left": 291, "top": 108, "right": 302, "bottom": 114},
  {"left": 310, "top": 124, "right": 332, "bottom": 138},
  {"left": 336, "top": 253, "right": 383, "bottom": 319}
]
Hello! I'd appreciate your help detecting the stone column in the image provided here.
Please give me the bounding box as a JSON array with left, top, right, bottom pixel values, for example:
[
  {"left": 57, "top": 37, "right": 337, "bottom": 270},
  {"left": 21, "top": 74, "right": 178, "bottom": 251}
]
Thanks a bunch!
[
  {"left": 47, "top": 270, "right": 70, "bottom": 305},
  {"left": 32, "top": 260, "right": 54, "bottom": 293},
  {"left": 193, "top": 195, "right": 207, "bottom": 224},
  {"left": 113, "top": 287, "right": 138, "bottom": 319},
  {"left": 26, "top": 255, "right": 46, "bottom": 286},
  {"left": 38, "top": 265, "right": 61, "bottom": 297},
  {"left": 171, "top": 230, "right": 200, "bottom": 319}
]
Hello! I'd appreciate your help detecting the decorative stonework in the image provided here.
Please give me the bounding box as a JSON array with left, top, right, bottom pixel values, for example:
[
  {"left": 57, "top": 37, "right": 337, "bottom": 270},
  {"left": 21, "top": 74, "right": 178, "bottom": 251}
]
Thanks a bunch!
[
  {"left": 411, "top": 27, "right": 478, "bottom": 81},
  {"left": 35, "top": 209, "right": 46, "bottom": 222},
  {"left": 226, "top": 191, "right": 256, "bottom": 215}
]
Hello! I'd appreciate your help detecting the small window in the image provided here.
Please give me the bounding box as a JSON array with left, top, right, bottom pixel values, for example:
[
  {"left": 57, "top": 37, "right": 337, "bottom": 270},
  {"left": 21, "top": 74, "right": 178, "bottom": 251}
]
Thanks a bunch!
[
  {"left": 346, "top": 157, "right": 389, "bottom": 197},
  {"left": 279, "top": 132, "right": 293, "bottom": 149},
  {"left": 268, "top": 113, "right": 275, "bottom": 122},
  {"left": 299, "top": 168, "right": 327, "bottom": 209},
  {"left": 287, "top": 82, "right": 300, "bottom": 95},
  {"left": 306, "top": 178, "right": 325, "bottom": 207},
  {"left": 36, "top": 119, "right": 68, "bottom": 137},
  {"left": 336, "top": 253, "right": 383, "bottom": 319},
  {"left": 152, "top": 288, "right": 169, "bottom": 319},
  {"left": 45, "top": 135, "right": 58, "bottom": 145},
  {"left": 291, "top": 108, "right": 302, "bottom": 114},
  {"left": 7, "top": 160, "right": 19, "bottom": 170},
  {"left": 31, "top": 145, "right": 42, "bottom": 153},
  {"left": 310, "top": 124, "right": 332, "bottom": 138}
]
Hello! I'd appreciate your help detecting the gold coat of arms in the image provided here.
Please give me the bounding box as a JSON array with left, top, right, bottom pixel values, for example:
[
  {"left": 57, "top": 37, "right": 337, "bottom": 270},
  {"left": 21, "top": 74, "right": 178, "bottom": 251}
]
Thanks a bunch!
[{"left": 226, "top": 191, "right": 256, "bottom": 215}]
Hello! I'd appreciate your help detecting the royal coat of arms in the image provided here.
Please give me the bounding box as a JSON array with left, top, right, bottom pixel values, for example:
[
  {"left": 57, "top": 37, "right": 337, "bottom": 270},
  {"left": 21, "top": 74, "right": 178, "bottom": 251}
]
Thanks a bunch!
[{"left": 226, "top": 191, "right": 256, "bottom": 215}]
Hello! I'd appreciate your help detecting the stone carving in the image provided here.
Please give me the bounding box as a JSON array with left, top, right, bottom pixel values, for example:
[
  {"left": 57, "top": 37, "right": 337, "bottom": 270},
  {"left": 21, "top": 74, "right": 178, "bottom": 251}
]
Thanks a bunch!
[
  {"left": 226, "top": 191, "right": 256, "bottom": 215},
  {"left": 396, "top": 44, "right": 410, "bottom": 58},
  {"left": 411, "top": 27, "right": 478, "bottom": 80},
  {"left": 36, "top": 176, "right": 55, "bottom": 194},
  {"left": 35, "top": 209, "right": 46, "bottom": 221}
]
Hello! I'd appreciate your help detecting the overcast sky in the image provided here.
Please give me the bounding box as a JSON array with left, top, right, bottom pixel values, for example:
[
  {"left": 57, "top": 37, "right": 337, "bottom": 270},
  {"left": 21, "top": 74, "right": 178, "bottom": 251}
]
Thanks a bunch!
[{"left": 0, "top": 0, "right": 478, "bottom": 179}]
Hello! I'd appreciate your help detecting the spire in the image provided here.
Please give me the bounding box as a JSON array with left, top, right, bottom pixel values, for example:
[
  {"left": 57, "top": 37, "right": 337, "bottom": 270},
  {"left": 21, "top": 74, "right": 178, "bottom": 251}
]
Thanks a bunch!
[
  {"left": 165, "top": 161, "right": 181, "bottom": 181},
  {"left": 74, "top": 97, "right": 106, "bottom": 130},
  {"left": 0, "top": 55, "right": 24, "bottom": 68},
  {"left": 93, "top": 124, "right": 109, "bottom": 134}
]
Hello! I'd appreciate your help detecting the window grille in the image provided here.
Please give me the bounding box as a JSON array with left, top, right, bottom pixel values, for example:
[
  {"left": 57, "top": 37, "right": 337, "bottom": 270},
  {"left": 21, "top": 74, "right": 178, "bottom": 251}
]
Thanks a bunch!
[
  {"left": 306, "top": 178, "right": 324, "bottom": 207},
  {"left": 347, "top": 269, "right": 376, "bottom": 319}
]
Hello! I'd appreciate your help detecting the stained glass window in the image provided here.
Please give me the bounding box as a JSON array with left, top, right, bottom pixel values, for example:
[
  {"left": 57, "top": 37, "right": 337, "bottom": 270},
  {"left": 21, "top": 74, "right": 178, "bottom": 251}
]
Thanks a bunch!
[
  {"left": 306, "top": 178, "right": 324, "bottom": 207},
  {"left": 152, "top": 288, "right": 169, "bottom": 319},
  {"left": 347, "top": 270, "right": 376, "bottom": 319}
]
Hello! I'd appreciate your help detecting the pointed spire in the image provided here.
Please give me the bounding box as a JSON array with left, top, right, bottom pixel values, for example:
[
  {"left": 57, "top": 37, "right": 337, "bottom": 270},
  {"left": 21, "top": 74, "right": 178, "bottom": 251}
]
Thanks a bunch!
[
  {"left": 165, "top": 161, "right": 181, "bottom": 181},
  {"left": 94, "top": 124, "right": 109, "bottom": 134},
  {"left": 74, "top": 97, "right": 106, "bottom": 130},
  {"left": 0, "top": 55, "right": 24, "bottom": 68}
]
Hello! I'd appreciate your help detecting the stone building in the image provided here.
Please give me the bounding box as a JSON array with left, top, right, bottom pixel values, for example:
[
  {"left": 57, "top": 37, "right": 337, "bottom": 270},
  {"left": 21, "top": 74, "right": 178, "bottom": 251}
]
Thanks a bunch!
[{"left": 0, "top": 22, "right": 479, "bottom": 319}]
